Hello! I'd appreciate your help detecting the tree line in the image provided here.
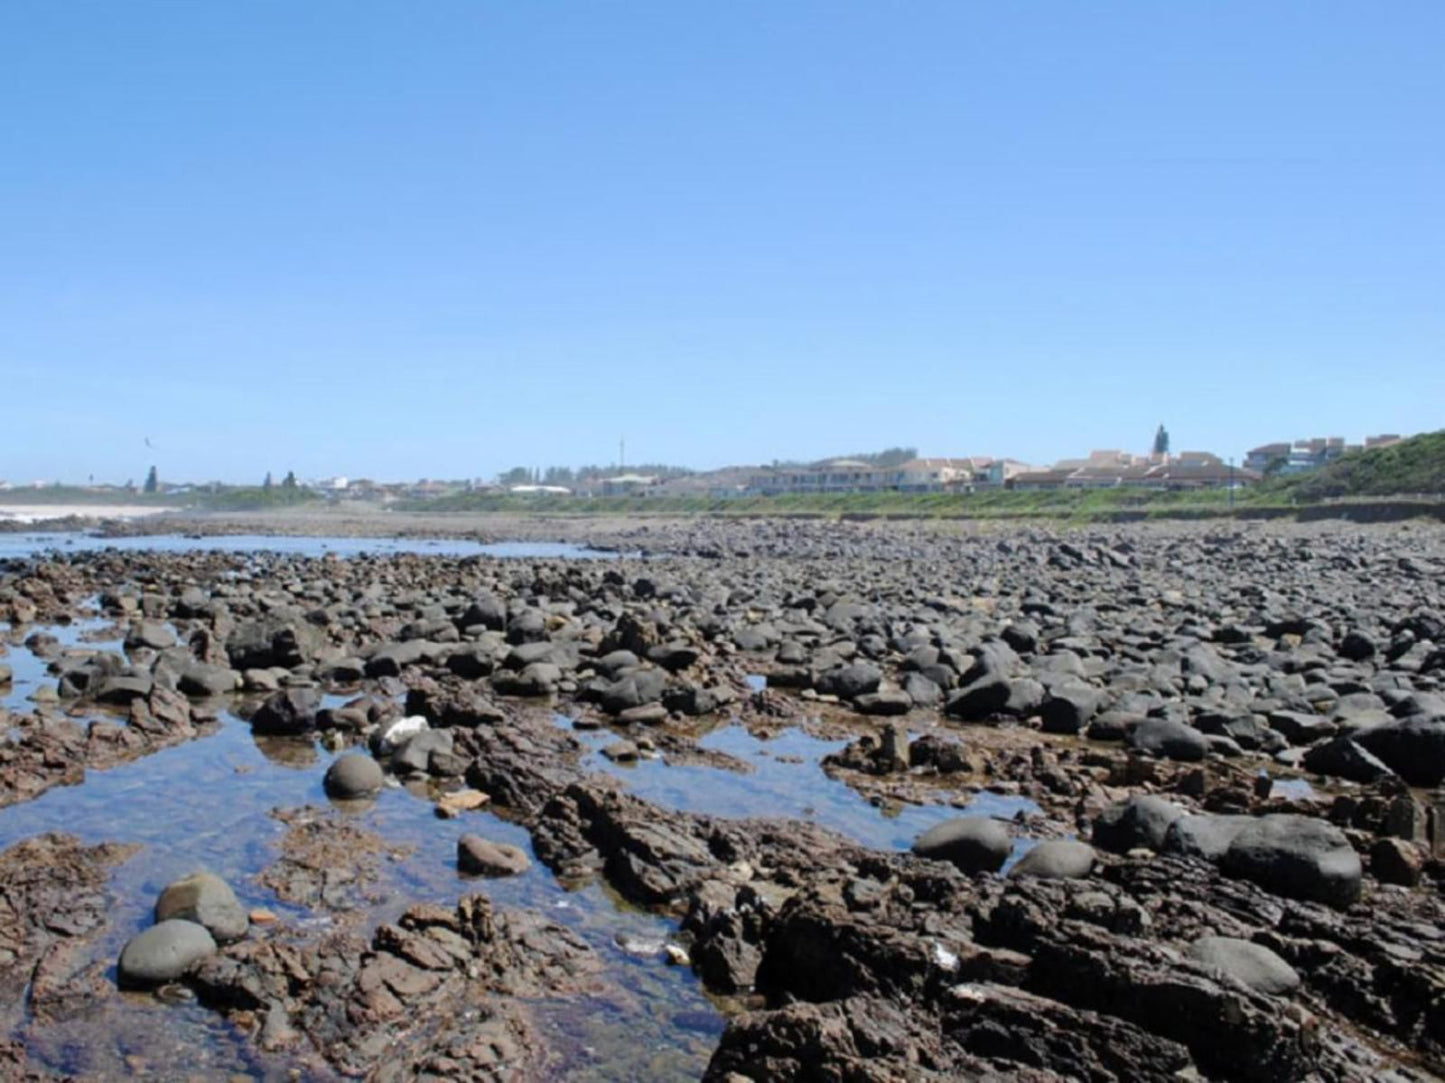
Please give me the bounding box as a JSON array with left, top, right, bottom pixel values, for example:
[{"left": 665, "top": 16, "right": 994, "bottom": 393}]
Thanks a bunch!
[{"left": 497, "top": 463, "right": 694, "bottom": 487}]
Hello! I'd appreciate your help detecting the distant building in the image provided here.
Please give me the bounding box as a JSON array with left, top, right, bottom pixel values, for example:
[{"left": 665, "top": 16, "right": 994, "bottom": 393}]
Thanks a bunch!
[
  {"left": 1007, "top": 451, "right": 1257, "bottom": 491},
  {"left": 650, "top": 467, "right": 755, "bottom": 499},
  {"left": 1244, "top": 442, "right": 1291, "bottom": 474},
  {"left": 890, "top": 458, "right": 983, "bottom": 492},
  {"left": 1064, "top": 463, "right": 1156, "bottom": 488},
  {"left": 407, "top": 479, "right": 457, "bottom": 499},
  {"left": 600, "top": 473, "right": 659, "bottom": 497},
  {"left": 981, "top": 459, "right": 1033, "bottom": 486},
  {"left": 747, "top": 459, "right": 891, "bottom": 495},
  {"left": 1148, "top": 460, "right": 1259, "bottom": 489},
  {"left": 1009, "top": 468, "right": 1076, "bottom": 491},
  {"left": 508, "top": 484, "right": 571, "bottom": 496},
  {"left": 1243, "top": 435, "right": 1404, "bottom": 476},
  {"left": 746, "top": 456, "right": 991, "bottom": 496}
]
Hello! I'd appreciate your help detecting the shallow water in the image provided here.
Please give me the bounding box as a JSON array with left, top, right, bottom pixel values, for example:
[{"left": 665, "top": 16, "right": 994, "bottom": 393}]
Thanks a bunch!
[
  {"left": 0, "top": 696, "right": 720, "bottom": 1080},
  {"left": 1, "top": 608, "right": 125, "bottom": 713},
  {"left": 2, "top": 535, "right": 1041, "bottom": 1078},
  {"left": 0, "top": 532, "right": 622, "bottom": 562},
  {"left": 571, "top": 720, "right": 1040, "bottom": 852}
]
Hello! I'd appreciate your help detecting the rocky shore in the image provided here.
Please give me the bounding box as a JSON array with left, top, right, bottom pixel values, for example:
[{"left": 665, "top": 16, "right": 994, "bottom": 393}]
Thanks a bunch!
[{"left": 1, "top": 518, "right": 1443, "bottom": 1080}]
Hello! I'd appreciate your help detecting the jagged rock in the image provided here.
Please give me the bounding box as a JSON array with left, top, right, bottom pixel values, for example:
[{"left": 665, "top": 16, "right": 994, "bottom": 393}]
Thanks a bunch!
[{"left": 249, "top": 688, "right": 320, "bottom": 736}]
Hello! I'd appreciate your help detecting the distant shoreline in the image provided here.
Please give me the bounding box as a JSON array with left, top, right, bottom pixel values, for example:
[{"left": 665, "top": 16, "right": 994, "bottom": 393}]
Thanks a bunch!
[
  {"left": 0, "top": 504, "right": 168, "bottom": 525},
  {"left": 3, "top": 494, "right": 1445, "bottom": 541}
]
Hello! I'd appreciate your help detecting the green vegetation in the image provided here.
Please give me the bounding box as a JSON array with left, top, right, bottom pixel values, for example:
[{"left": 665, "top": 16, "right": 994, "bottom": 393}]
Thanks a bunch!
[
  {"left": 404, "top": 473, "right": 1445, "bottom": 523},
  {"left": 0, "top": 486, "right": 185, "bottom": 507},
  {"left": 1263, "top": 430, "right": 1445, "bottom": 500},
  {"left": 403, "top": 484, "right": 1259, "bottom": 521},
  {"left": 197, "top": 485, "right": 320, "bottom": 511},
  {"left": 498, "top": 463, "right": 695, "bottom": 487}
]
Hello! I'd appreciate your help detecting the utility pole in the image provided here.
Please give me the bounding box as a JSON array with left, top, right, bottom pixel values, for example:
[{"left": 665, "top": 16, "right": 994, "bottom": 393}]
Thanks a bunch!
[
  {"left": 619, "top": 437, "right": 625, "bottom": 472},
  {"left": 1229, "top": 457, "right": 1235, "bottom": 508}
]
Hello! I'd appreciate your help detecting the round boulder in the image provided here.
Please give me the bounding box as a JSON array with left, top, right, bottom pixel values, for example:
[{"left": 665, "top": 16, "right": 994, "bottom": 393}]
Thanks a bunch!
[
  {"left": 1220, "top": 814, "right": 1362, "bottom": 908},
  {"left": 1093, "top": 795, "right": 1184, "bottom": 854},
  {"left": 911, "top": 816, "right": 1012, "bottom": 874},
  {"left": 324, "top": 754, "right": 385, "bottom": 799},
  {"left": 155, "top": 872, "right": 248, "bottom": 943},
  {"left": 1128, "top": 717, "right": 1208, "bottom": 762},
  {"left": 118, "top": 919, "right": 217, "bottom": 987},
  {"left": 1188, "top": 936, "right": 1300, "bottom": 996},
  {"left": 1009, "top": 840, "right": 1096, "bottom": 880},
  {"left": 457, "top": 834, "right": 531, "bottom": 877}
]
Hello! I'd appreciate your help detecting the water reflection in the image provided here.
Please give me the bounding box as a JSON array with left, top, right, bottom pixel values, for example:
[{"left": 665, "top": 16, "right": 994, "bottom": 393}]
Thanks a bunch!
[
  {"left": 571, "top": 721, "right": 1040, "bottom": 852},
  {"left": 0, "top": 533, "right": 624, "bottom": 562},
  {"left": 0, "top": 707, "right": 721, "bottom": 1080}
]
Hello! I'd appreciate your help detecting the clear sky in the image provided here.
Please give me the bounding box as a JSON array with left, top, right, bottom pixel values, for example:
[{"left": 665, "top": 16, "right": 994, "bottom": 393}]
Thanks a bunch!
[{"left": 2, "top": 1, "right": 1441, "bottom": 485}]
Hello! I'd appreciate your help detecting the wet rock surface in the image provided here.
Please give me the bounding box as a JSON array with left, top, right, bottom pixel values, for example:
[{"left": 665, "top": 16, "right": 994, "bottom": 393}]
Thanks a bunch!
[
  {"left": 0, "top": 833, "right": 139, "bottom": 1024},
  {"left": 1, "top": 518, "right": 1444, "bottom": 1079},
  {"left": 188, "top": 892, "right": 606, "bottom": 1079},
  {"left": 258, "top": 806, "right": 414, "bottom": 916}
]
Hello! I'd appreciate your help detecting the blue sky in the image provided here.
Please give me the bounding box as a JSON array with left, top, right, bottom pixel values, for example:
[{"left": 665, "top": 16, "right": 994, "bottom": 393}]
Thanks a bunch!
[{"left": 2, "top": 1, "right": 1441, "bottom": 484}]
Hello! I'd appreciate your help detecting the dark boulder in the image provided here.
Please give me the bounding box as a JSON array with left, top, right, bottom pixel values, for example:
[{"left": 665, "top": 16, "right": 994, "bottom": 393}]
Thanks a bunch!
[
  {"left": 1220, "top": 814, "right": 1362, "bottom": 908},
  {"left": 946, "top": 674, "right": 1012, "bottom": 721},
  {"left": 1040, "top": 682, "right": 1103, "bottom": 735},
  {"left": 225, "top": 614, "right": 321, "bottom": 671},
  {"left": 1129, "top": 718, "right": 1207, "bottom": 762},
  {"left": 1093, "top": 795, "right": 1184, "bottom": 854},
  {"left": 1163, "top": 814, "right": 1252, "bottom": 862},
  {"left": 249, "top": 688, "right": 321, "bottom": 735},
  {"left": 911, "top": 816, "right": 1012, "bottom": 874},
  {"left": 1353, "top": 716, "right": 1445, "bottom": 787},
  {"left": 177, "top": 662, "right": 239, "bottom": 697},
  {"left": 815, "top": 662, "right": 882, "bottom": 700},
  {"left": 324, "top": 753, "right": 385, "bottom": 798},
  {"left": 1301, "top": 736, "right": 1394, "bottom": 783},
  {"left": 855, "top": 689, "right": 911, "bottom": 716}
]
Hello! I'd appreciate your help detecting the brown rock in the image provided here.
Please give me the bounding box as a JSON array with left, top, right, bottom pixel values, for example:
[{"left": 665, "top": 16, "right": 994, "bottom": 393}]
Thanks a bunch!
[{"left": 1371, "top": 837, "right": 1425, "bottom": 886}]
